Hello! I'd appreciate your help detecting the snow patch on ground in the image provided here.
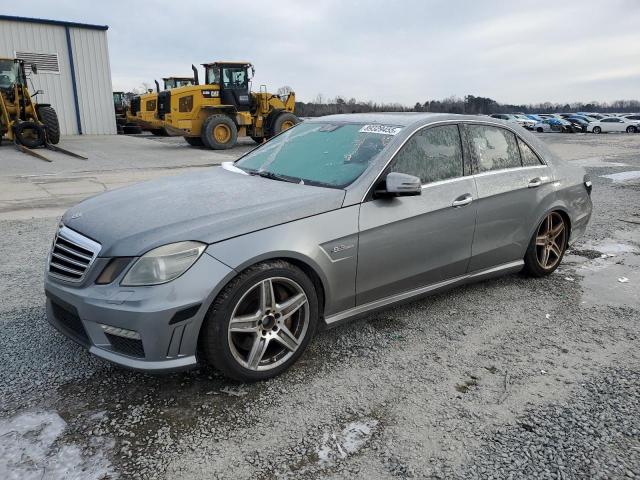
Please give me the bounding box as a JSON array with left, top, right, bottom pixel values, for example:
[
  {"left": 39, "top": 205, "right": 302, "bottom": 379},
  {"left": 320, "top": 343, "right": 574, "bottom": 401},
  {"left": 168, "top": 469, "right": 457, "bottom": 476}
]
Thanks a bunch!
[
  {"left": 316, "top": 418, "right": 378, "bottom": 465},
  {"left": 0, "top": 410, "right": 114, "bottom": 480}
]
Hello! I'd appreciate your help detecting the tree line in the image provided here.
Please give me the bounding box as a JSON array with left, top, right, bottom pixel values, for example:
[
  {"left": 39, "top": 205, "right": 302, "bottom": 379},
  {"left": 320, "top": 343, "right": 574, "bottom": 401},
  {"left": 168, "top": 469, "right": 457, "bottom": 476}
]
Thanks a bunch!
[{"left": 294, "top": 94, "right": 640, "bottom": 117}]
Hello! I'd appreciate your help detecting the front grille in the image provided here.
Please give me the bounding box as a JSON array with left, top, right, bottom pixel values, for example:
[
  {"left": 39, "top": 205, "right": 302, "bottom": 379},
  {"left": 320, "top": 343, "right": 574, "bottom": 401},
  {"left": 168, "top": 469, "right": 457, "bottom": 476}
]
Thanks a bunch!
[
  {"left": 48, "top": 226, "right": 100, "bottom": 283},
  {"left": 105, "top": 333, "right": 145, "bottom": 358},
  {"left": 50, "top": 298, "right": 89, "bottom": 344}
]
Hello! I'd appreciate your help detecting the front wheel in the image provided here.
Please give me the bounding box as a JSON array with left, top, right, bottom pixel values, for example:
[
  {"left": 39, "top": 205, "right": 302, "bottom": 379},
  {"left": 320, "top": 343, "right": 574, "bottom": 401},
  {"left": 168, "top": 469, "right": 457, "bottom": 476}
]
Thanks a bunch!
[
  {"left": 592, "top": 126, "right": 602, "bottom": 134},
  {"left": 536, "top": 127, "right": 544, "bottom": 133},
  {"left": 272, "top": 112, "right": 299, "bottom": 136},
  {"left": 523, "top": 211, "right": 568, "bottom": 277},
  {"left": 37, "top": 106, "right": 60, "bottom": 144},
  {"left": 199, "top": 261, "right": 318, "bottom": 381}
]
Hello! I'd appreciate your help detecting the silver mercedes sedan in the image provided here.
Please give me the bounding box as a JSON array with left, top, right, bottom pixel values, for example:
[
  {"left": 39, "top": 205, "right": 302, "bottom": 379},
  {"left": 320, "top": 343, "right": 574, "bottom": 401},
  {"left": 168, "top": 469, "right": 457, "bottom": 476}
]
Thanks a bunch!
[{"left": 44, "top": 113, "right": 592, "bottom": 381}]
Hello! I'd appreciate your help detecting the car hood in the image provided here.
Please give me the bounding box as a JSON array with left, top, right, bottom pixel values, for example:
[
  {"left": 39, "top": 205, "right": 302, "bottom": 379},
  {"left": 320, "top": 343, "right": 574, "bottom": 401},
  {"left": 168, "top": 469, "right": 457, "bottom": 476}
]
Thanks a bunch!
[{"left": 62, "top": 167, "right": 346, "bottom": 257}]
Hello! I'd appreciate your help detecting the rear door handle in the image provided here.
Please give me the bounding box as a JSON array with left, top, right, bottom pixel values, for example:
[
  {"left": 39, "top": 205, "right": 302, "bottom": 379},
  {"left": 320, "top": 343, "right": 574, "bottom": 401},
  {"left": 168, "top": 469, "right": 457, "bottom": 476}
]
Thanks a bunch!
[
  {"left": 452, "top": 194, "right": 473, "bottom": 207},
  {"left": 528, "top": 177, "right": 543, "bottom": 188}
]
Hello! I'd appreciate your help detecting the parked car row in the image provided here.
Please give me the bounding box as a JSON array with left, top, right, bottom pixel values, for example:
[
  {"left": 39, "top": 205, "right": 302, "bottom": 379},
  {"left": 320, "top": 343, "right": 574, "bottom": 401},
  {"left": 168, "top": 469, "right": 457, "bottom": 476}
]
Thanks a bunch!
[{"left": 489, "top": 112, "right": 640, "bottom": 134}]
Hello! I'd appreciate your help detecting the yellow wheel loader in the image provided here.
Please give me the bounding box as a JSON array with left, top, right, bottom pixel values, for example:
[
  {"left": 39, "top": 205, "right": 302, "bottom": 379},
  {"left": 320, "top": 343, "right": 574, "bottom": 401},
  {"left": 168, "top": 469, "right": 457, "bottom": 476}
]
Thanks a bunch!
[
  {"left": 157, "top": 62, "right": 298, "bottom": 149},
  {"left": 0, "top": 57, "right": 85, "bottom": 161},
  {"left": 127, "top": 74, "right": 196, "bottom": 136}
]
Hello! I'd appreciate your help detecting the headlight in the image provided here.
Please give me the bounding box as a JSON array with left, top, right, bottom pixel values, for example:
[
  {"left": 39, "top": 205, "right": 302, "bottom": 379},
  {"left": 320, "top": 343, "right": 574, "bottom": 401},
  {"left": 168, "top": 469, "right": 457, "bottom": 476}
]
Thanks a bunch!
[{"left": 121, "top": 241, "right": 206, "bottom": 286}]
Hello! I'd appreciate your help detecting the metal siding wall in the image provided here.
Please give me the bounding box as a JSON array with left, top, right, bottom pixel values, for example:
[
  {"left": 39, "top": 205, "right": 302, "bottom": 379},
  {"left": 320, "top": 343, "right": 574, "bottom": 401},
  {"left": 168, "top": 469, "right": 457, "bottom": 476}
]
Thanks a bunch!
[
  {"left": 69, "top": 27, "right": 116, "bottom": 134},
  {"left": 0, "top": 19, "right": 77, "bottom": 134}
]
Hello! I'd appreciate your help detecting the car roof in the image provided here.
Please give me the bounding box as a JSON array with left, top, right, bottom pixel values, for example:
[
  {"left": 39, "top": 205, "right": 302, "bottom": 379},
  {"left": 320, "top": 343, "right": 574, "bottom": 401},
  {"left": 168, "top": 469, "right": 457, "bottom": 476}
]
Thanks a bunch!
[{"left": 307, "top": 112, "right": 501, "bottom": 128}]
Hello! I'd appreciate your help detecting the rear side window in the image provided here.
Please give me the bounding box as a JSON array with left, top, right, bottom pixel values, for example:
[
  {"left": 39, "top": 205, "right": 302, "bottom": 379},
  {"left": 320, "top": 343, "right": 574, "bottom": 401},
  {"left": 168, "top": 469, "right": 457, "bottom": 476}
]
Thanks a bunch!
[
  {"left": 517, "top": 138, "right": 543, "bottom": 166},
  {"left": 466, "top": 125, "right": 521, "bottom": 173},
  {"left": 391, "top": 125, "right": 464, "bottom": 184}
]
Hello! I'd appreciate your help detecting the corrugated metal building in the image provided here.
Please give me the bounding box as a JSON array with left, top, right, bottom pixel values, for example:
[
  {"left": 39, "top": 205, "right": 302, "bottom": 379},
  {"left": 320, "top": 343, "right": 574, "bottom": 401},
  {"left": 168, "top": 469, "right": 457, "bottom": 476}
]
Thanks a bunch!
[{"left": 0, "top": 15, "right": 116, "bottom": 135}]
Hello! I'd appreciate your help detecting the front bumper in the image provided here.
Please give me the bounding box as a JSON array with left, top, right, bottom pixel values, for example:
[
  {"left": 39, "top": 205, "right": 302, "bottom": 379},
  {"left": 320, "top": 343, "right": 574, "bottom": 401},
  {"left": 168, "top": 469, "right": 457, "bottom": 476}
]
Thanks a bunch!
[{"left": 44, "top": 252, "right": 234, "bottom": 373}]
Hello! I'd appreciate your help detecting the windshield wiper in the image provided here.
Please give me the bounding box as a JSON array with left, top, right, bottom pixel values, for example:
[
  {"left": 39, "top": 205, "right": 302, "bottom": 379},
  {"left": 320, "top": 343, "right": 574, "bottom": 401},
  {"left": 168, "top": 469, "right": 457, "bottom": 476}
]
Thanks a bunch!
[{"left": 250, "top": 170, "right": 300, "bottom": 184}]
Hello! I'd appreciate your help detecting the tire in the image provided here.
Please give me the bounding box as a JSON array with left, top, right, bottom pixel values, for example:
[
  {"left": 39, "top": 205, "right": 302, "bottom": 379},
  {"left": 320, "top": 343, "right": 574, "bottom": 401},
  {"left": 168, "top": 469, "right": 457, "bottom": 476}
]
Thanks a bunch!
[
  {"left": 184, "top": 136, "right": 204, "bottom": 147},
  {"left": 37, "top": 106, "right": 60, "bottom": 144},
  {"left": 123, "top": 125, "right": 142, "bottom": 134},
  {"left": 536, "top": 127, "right": 544, "bottom": 133},
  {"left": 199, "top": 260, "right": 319, "bottom": 382},
  {"left": 251, "top": 136, "right": 265, "bottom": 144},
  {"left": 201, "top": 114, "right": 237, "bottom": 149},
  {"left": 593, "top": 126, "right": 602, "bottom": 134},
  {"left": 523, "top": 211, "right": 568, "bottom": 277},
  {"left": 272, "top": 112, "right": 299, "bottom": 136},
  {"left": 626, "top": 126, "right": 637, "bottom": 134},
  {"left": 13, "top": 121, "right": 45, "bottom": 148}
]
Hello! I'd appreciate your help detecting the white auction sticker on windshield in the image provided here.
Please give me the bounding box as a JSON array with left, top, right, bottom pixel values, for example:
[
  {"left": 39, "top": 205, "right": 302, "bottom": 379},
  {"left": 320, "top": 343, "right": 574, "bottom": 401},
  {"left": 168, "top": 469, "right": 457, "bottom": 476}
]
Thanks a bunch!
[{"left": 359, "top": 124, "right": 402, "bottom": 135}]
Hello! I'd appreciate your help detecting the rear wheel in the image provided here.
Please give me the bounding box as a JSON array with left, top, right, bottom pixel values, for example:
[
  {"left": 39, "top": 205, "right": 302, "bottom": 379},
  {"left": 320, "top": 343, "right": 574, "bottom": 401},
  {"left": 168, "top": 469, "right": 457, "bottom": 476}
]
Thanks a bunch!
[
  {"left": 524, "top": 211, "right": 568, "bottom": 277},
  {"left": 184, "top": 136, "right": 204, "bottom": 147},
  {"left": 626, "top": 126, "right": 637, "bottom": 133},
  {"left": 199, "top": 260, "right": 318, "bottom": 382},
  {"left": 37, "top": 106, "right": 60, "bottom": 144},
  {"left": 536, "top": 127, "right": 544, "bottom": 133},
  {"left": 593, "top": 126, "right": 602, "bottom": 134},
  {"left": 201, "top": 114, "right": 237, "bottom": 149},
  {"left": 272, "top": 112, "right": 299, "bottom": 136},
  {"left": 14, "top": 121, "right": 45, "bottom": 148}
]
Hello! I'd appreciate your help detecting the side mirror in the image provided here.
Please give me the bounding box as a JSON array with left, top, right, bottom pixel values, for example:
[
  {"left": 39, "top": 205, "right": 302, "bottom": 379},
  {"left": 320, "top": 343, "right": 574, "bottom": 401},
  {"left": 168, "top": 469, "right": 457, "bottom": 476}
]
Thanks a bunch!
[
  {"left": 30, "top": 64, "right": 38, "bottom": 74},
  {"left": 376, "top": 172, "right": 422, "bottom": 197}
]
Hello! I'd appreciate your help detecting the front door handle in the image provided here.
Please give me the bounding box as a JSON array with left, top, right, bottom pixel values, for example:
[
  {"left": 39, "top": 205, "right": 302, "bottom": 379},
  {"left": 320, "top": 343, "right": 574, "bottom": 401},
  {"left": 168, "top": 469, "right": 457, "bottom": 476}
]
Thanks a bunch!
[
  {"left": 528, "top": 177, "right": 545, "bottom": 188},
  {"left": 452, "top": 194, "right": 473, "bottom": 207}
]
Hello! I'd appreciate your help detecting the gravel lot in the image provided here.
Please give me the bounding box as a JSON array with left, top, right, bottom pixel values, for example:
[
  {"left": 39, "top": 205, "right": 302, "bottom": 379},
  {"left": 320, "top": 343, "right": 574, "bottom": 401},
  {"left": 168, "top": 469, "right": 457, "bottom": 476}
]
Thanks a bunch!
[{"left": 1, "top": 132, "right": 639, "bottom": 479}]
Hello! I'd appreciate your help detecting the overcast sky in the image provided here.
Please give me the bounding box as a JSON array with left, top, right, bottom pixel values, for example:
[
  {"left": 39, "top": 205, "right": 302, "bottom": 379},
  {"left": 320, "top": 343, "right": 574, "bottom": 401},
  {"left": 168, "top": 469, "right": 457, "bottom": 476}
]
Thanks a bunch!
[{"left": 5, "top": 0, "right": 640, "bottom": 105}]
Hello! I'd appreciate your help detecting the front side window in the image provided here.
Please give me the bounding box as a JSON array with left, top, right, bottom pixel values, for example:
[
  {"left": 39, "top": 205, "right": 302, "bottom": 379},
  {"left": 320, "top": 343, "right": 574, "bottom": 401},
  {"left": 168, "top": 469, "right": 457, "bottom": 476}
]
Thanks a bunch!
[
  {"left": 391, "top": 125, "right": 463, "bottom": 184},
  {"left": 222, "top": 68, "right": 247, "bottom": 89},
  {"left": 517, "top": 138, "right": 543, "bottom": 166},
  {"left": 467, "top": 125, "right": 521, "bottom": 173},
  {"left": 235, "top": 122, "right": 401, "bottom": 188}
]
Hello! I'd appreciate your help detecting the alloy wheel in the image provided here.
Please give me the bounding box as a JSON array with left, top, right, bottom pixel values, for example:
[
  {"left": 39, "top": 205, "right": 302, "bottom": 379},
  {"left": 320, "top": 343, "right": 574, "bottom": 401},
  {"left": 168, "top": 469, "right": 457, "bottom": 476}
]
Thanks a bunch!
[
  {"left": 535, "top": 212, "right": 566, "bottom": 270},
  {"left": 227, "top": 277, "right": 309, "bottom": 371}
]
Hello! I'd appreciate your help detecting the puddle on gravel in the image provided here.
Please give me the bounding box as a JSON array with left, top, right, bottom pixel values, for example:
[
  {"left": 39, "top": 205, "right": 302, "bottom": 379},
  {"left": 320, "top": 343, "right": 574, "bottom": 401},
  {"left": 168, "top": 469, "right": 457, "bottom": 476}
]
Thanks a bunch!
[
  {"left": 0, "top": 410, "right": 115, "bottom": 480},
  {"left": 600, "top": 170, "right": 640, "bottom": 183},
  {"left": 569, "top": 157, "right": 629, "bottom": 168},
  {"left": 568, "top": 240, "right": 640, "bottom": 308}
]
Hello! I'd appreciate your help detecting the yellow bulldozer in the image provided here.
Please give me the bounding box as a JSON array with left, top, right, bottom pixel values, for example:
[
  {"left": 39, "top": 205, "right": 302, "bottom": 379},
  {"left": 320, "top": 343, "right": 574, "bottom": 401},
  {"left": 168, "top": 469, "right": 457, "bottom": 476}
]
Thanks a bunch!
[
  {"left": 157, "top": 61, "right": 299, "bottom": 149},
  {"left": 0, "top": 57, "right": 85, "bottom": 161}
]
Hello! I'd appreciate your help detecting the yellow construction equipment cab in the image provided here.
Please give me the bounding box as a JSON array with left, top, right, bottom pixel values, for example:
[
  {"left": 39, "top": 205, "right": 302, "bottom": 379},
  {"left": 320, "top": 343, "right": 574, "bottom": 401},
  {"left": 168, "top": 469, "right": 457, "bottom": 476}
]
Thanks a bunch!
[
  {"left": 1, "top": 57, "right": 84, "bottom": 161},
  {"left": 158, "top": 62, "right": 298, "bottom": 149}
]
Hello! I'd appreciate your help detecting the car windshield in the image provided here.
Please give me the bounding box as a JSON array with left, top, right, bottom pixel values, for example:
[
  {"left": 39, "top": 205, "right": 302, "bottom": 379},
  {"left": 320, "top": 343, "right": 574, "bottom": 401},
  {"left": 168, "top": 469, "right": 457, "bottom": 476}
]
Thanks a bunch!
[
  {"left": 0, "top": 60, "right": 19, "bottom": 89},
  {"left": 234, "top": 122, "right": 402, "bottom": 188}
]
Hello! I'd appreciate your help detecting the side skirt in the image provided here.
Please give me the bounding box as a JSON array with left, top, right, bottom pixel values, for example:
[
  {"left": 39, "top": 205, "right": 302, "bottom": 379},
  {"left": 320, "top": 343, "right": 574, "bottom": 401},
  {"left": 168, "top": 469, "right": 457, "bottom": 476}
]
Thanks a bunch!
[{"left": 323, "top": 260, "right": 524, "bottom": 327}]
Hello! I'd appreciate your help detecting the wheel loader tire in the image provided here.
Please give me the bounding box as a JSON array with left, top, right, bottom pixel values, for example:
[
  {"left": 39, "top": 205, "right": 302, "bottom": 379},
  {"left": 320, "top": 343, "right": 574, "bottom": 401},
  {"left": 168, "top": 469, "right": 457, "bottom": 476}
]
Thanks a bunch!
[
  {"left": 201, "top": 115, "right": 237, "bottom": 150},
  {"left": 14, "top": 121, "right": 46, "bottom": 148},
  {"left": 37, "top": 106, "right": 60, "bottom": 144},
  {"left": 184, "top": 137, "right": 204, "bottom": 147},
  {"left": 272, "top": 112, "right": 299, "bottom": 136},
  {"left": 123, "top": 125, "right": 142, "bottom": 134}
]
